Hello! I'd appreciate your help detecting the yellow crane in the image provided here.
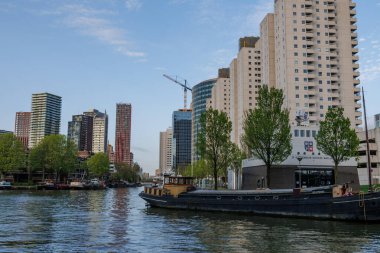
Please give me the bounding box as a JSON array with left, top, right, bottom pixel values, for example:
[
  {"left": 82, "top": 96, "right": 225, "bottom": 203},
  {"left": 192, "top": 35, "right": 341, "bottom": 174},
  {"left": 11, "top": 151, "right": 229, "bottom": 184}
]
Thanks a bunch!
[{"left": 163, "top": 74, "right": 192, "bottom": 110}]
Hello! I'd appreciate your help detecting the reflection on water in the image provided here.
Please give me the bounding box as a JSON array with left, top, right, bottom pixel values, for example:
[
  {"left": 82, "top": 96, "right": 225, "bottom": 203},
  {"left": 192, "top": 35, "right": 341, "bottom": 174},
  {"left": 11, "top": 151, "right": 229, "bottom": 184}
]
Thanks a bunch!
[{"left": 0, "top": 188, "right": 379, "bottom": 252}]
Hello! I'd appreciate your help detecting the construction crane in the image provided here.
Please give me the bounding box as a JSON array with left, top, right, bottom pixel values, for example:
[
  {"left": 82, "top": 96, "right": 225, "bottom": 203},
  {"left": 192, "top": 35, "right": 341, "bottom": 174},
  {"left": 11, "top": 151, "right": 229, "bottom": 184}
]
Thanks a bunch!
[{"left": 163, "top": 74, "right": 192, "bottom": 109}]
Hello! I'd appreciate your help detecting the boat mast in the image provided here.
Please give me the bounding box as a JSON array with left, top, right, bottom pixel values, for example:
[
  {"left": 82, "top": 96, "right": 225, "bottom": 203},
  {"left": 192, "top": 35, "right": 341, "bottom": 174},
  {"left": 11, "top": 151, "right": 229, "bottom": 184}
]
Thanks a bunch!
[{"left": 362, "top": 86, "right": 373, "bottom": 192}]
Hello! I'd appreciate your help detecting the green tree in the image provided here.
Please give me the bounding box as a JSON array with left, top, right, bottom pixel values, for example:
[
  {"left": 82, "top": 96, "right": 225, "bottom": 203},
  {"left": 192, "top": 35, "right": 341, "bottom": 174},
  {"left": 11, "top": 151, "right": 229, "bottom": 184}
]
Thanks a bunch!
[
  {"left": 0, "top": 133, "right": 25, "bottom": 179},
  {"left": 230, "top": 144, "right": 245, "bottom": 190},
  {"left": 315, "top": 107, "right": 359, "bottom": 183},
  {"left": 29, "top": 135, "right": 77, "bottom": 181},
  {"left": 87, "top": 152, "right": 109, "bottom": 178},
  {"left": 242, "top": 86, "right": 292, "bottom": 188},
  {"left": 183, "top": 159, "right": 211, "bottom": 179},
  {"left": 113, "top": 162, "right": 141, "bottom": 182},
  {"left": 197, "top": 108, "right": 233, "bottom": 190}
]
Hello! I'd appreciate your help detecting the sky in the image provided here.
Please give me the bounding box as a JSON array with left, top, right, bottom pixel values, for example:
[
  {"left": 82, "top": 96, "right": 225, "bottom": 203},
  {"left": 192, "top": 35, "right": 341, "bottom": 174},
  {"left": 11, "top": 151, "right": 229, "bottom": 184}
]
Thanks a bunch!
[{"left": 1, "top": 0, "right": 380, "bottom": 174}]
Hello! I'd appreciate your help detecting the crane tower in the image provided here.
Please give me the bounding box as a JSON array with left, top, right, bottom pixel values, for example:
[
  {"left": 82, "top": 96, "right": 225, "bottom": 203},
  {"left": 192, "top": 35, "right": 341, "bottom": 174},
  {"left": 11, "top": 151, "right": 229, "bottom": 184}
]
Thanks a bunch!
[{"left": 163, "top": 74, "right": 192, "bottom": 110}]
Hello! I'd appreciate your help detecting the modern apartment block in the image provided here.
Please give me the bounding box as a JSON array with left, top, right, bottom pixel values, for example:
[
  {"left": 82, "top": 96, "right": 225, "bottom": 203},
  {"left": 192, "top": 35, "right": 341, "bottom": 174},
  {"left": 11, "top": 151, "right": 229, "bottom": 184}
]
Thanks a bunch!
[
  {"left": 29, "top": 92, "right": 61, "bottom": 148},
  {"left": 159, "top": 127, "right": 173, "bottom": 175},
  {"left": 357, "top": 128, "right": 380, "bottom": 185},
  {"left": 14, "top": 112, "right": 31, "bottom": 149},
  {"left": 172, "top": 109, "right": 192, "bottom": 174},
  {"left": 228, "top": 37, "right": 263, "bottom": 145},
  {"left": 115, "top": 103, "right": 132, "bottom": 164},
  {"left": 67, "top": 114, "right": 93, "bottom": 152},
  {"left": 191, "top": 78, "right": 216, "bottom": 161},
  {"left": 273, "top": 0, "right": 360, "bottom": 127},
  {"left": 209, "top": 68, "right": 231, "bottom": 116},
  {"left": 83, "top": 109, "right": 108, "bottom": 154}
]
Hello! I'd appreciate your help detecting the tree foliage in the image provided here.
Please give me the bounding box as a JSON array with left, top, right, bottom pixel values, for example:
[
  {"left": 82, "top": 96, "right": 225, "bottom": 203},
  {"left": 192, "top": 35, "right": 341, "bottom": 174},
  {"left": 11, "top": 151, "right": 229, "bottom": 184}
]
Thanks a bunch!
[
  {"left": 29, "top": 135, "right": 77, "bottom": 181},
  {"left": 197, "top": 108, "right": 233, "bottom": 190},
  {"left": 315, "top": 107, "right": 359, "bottom": 183},
  {"left": 183, "top": 159, "right": 211, "bottom": 179},
  {"left": 229, "top": 144, "right": 245, "bottom": 190},
  {"left": 242, "top": 86, "right": 292, "bottom": 188},
  {"left": 87, "top": 152, "right": 109, "bottom": 178},
  {"left": 0, "top": 133, "right": 25, "bottom": 178},
  {"left": 112, "top": 162, "right": 141, "bottom": 183}
]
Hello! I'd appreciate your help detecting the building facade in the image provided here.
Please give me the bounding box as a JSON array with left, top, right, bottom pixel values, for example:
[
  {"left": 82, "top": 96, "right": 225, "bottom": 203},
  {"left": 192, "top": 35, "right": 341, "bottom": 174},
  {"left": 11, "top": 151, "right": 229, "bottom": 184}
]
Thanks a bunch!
[
  {"left": 191, "top": 78, "right": 217, "bottom": 161},
  {"left": 15, "top": 112, "right": 31, "bottom": 149},
  {"left": 241, "top": 126, "right": 359, "bottom": 191},
  {"left": 173, "top": 109, "right": 192, "bottom": 174},
  {"left": 159, "top": 127, "right": 173, "bottom": 175},
  {"left": 29, "top": 92, "right": 61, "bottom": 148},
  {"left": 115, "top": 103, "right": 132, "bottom": 164},
  {"left": 82, "top": 109, "right": 108, "bottom": 153},
  {"left": 67, "top": 114, "right": 93, "bottom": 152},
  {"left": 209, "top": 68, "right": 231, "bottom": 116},
  {"left": 273, "top": 0, "right": 360, "bottom": 128}
]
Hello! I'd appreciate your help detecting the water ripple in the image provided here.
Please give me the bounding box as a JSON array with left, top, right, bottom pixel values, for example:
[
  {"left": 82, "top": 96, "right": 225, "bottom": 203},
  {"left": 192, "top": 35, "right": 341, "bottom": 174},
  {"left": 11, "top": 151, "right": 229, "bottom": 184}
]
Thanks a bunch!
[{"left": 0, "top": 188, "right": 379, "bottom": 252}]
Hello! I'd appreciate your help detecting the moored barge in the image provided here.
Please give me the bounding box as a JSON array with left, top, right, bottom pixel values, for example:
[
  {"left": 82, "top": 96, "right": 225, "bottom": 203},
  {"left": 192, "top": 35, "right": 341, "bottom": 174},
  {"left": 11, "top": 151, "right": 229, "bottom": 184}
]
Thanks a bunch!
[{"left": 139, "top": 176, "right": 380, "bottom": 222}]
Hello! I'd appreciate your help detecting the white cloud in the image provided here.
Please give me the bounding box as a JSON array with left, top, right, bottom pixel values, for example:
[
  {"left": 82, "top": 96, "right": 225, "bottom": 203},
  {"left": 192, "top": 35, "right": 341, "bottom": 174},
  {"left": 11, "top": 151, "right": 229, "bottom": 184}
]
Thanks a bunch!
[
  {"left": 359, "top": 38, "right": 366, "bottom": 42},
  {"left": 47, "top": 4, "right": 146, "bottom": 58},
  {"left": 370, "top": 40, "right": 379, "bottom": 44},
  {"left": 125, "top": 0, "right": 142, "bottom": 11}
]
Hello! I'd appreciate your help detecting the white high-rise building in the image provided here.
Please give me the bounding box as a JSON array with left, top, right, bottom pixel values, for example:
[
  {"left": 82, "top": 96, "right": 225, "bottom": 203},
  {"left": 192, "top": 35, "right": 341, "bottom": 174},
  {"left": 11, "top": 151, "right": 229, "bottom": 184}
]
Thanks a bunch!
[
  {"left": 209, "top": 68, "right": 231, "bottom": 117},
  {"left": 273, "top": 0, "right": 360, "bottom": 127},
  {"left": 29, "top": 93, "right": 61, "bottom": 148}
]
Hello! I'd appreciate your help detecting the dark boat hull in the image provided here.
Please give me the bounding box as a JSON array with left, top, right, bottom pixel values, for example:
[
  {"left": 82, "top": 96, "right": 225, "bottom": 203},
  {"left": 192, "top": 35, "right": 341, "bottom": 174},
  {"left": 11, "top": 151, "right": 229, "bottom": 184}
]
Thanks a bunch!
[{"left": 139, "top": 190, "right": 380, "bottom": 222}]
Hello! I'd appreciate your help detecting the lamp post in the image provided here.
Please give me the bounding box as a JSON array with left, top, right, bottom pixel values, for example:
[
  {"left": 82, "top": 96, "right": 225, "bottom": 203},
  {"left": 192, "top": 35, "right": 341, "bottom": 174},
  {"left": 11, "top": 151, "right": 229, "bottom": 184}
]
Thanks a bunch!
[{"left": 297, "top": 156, "right": 303, "bottom": 188}]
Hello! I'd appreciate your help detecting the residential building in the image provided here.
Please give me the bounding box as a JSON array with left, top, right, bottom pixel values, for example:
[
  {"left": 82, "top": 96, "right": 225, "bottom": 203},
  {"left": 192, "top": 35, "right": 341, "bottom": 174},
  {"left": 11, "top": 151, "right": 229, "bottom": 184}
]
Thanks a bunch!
[
  {"left": 272, "top": 0, "right": 360, "bottom": 128},
  {"left": 357, "top": 128, "right": 380, "bottom": 185},
  {"left": 159, "top": 127, "right": 173, "bottom": 175},
  {"left": 14, "top": 112, "right": 31, "bottom": 149},
  {"left": 67, "top": 114, "right": 93, "bottom": 151},
  {"left": 115, "top": 103, "right": 132, "bottom": 164},
  {"left": 191, "top": 78, "right": 216, "bottom": 161},
  {"left": 83, "top": 109, "right": 108, "bottom": 153},
  {"left": 172, "top": 109, "right": 192, "bottom": 174},
  {"left": 29, "top": 92, "right": 61, "bottom": 148},
  {"left": 209, "top": 68, "right": 231, "bottom": 116}
]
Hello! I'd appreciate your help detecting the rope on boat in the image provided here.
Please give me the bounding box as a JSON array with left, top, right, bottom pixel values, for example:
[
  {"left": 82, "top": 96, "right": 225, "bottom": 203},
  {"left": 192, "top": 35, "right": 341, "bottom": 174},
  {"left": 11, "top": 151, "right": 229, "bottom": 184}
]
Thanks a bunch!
[{"left": 359, "top": 191, "right": 367, "bottom": 221}]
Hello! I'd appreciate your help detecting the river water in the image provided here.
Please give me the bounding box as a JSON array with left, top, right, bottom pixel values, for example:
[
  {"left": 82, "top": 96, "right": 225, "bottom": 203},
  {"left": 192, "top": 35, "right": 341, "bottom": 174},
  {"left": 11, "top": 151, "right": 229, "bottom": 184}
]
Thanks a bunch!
[{"left": 0, "top": 188, "right": 379, "bottom": 253}]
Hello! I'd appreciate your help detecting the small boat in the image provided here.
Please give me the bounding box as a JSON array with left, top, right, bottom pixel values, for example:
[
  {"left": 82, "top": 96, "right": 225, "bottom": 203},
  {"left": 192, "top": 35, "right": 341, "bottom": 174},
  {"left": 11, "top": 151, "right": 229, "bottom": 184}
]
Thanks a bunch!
[
  {"left": 0, "top": 181, "right": 12, "bottom": 190},
  {"left": 139, "top": 175, "right": 380, "bottom": 222},
  {"left": 70, "top": 180, "right": 85, "bottom": 190},
  {"left": 37, "top": 180, "right": 56, "bottom": 190}
]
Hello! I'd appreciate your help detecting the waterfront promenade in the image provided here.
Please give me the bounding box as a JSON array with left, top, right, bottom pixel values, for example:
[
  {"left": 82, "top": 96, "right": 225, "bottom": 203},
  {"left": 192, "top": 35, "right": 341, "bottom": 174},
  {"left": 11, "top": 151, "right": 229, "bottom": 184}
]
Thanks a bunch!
[{"left": 0, "top": 188, "right": 379, "bottom": 252}]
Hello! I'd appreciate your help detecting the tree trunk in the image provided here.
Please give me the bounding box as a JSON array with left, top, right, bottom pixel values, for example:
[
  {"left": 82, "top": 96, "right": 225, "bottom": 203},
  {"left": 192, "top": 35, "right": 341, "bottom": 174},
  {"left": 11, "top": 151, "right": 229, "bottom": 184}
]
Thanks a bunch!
[
  {"left": 214, "top": 169, "right": 218, "bottom": 190},
  {"left": 334, "top": 161, "right": 339, "bottom": 185},
  {"left": 266, "top": 164, "right": 271, "bottom": 189}
]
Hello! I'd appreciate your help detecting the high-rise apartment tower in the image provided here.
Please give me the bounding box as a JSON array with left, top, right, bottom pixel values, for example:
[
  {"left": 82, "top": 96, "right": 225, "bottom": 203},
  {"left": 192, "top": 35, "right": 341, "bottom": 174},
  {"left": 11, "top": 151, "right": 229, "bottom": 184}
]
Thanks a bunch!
[
  {"left": 115, "top": 103, "right": 132, "bottom": 164},
  {"left": 29, "top": 93, "right": 61, "bottom": 148}
]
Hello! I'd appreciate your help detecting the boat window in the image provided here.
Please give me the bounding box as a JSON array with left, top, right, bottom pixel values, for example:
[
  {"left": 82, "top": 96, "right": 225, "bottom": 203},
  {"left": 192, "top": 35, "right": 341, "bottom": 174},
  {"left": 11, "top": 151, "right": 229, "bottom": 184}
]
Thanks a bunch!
[
  {"left": 178, "top": 178, "right": 184, "bottom": 185},
  {"left": 216, "top": 196, "right": 221, "bottom": 200},
  {"left": 255, "top": 196, "right": 260, "bottom": 200},
  {"left": 273, "top": 196, "right": 279, "bottom": 200},
  {"left": 237, "top": 196, "right": 242, "bottom": 200}
]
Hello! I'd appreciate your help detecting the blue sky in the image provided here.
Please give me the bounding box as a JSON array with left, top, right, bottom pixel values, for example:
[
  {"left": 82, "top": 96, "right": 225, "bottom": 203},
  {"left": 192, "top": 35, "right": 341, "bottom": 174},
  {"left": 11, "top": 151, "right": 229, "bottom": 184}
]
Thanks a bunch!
[{"left": 1, "top": 0, "right": 380, "bottom": 174}]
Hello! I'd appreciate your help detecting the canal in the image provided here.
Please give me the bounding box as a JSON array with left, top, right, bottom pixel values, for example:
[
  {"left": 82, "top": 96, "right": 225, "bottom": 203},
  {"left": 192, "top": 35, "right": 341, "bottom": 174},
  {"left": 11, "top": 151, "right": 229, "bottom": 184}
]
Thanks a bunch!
[{"left": 0, "top": 188, "right": 379, "bottom": 252}]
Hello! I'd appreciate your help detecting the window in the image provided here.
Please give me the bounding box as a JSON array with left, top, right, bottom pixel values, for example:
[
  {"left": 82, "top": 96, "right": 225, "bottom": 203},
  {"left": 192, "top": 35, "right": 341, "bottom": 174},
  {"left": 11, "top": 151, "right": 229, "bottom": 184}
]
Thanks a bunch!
[
  {"left": 294, "top": 130, "right": 299, "bottom": 137},
  {"left": 312, "top": 131, "right": 317, "bottom": 137},
  {"left": 295, "top": 77, "right": 299, "bottom": 81},
  {"left": 306, "top": 130, "right": 310, "bottom": 137},
  {"left": 300, "top": 130, "right": 305, "bottom": 137}
]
